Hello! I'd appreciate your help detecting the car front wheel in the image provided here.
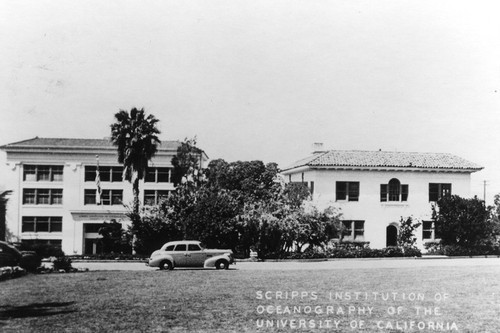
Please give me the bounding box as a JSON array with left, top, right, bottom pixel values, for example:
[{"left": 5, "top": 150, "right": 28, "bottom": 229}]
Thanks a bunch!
[
  {"left": 215, "top": 259, "right": 229, "bottom": 270},
  {"left": 159, "top": 260, "right": 173, "bottom": 270}
]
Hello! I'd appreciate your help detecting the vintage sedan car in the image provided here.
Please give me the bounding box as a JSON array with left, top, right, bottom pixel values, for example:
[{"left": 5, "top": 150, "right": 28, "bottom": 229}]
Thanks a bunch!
[{"left": 147, "top": 240, "right": 234, "bottom": 270}]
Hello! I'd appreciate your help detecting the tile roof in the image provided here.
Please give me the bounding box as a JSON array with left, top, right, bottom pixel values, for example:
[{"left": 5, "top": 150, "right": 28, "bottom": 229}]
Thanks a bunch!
[
  {"left": 1, "top": 137, "right": 181, "bottom": 150},
  {"left": 283, "top": 150, "right": 483, "bottom": 172}
]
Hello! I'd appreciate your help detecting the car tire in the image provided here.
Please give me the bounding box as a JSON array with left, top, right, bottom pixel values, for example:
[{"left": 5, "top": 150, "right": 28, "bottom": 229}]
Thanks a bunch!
[
  {"left": 159, "top": 260, "right": 173, "bottom": 271},
  {"left": 215, "top": 259, "right": 229, "bottom": 270}
]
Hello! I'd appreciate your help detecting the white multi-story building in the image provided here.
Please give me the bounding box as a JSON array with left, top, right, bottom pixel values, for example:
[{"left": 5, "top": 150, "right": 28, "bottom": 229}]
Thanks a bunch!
[
  {"left": 281, "top": 146, "right": 483, "bottom": 249},
  {"left": 0, "top": 137, "right": 207, "bottom": 255}
]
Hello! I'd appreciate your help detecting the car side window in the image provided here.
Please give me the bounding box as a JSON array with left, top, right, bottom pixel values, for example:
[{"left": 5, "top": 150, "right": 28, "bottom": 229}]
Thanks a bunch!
[
  {"left": 188, "top": 244, "right": 201, "bottom": 251},
  {"left": 165, "top": 245, "right": 175, "bottom": 251},
  {"left": 174, "top": 244, "right": 186, "bottom": 251}
]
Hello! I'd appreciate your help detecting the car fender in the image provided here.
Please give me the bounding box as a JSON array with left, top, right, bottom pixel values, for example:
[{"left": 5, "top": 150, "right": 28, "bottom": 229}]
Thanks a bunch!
[
  {"left": 203, "top": 254, "right": 231, "bottom": 268},
  {"left": 151, "top": 253, "right": 176, "bottom": 268}
]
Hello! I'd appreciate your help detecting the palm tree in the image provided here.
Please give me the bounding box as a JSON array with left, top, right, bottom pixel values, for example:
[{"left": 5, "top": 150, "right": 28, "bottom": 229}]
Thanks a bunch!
[
  {"left": 110, "top": 108, "right": 161, "bottom": 216},
  {"left": 0, "top": 190, "right": 12, "bottom": 241}
]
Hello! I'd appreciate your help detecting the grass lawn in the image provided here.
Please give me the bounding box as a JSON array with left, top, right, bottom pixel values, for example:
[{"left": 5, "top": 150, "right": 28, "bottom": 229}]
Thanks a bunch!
[{"left": 1, "top": 263, "right": 500, "bottom": 332}]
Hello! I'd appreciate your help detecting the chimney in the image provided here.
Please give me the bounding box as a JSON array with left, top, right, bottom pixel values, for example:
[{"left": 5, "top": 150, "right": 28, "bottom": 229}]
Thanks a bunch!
[{"left": 312, "top": 142, "right": 324, "bottom": 153}]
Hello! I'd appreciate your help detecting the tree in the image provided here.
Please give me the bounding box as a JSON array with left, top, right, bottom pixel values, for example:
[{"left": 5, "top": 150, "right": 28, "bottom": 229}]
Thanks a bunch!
[
  {"left": 130, "top": 205, "right": 183, "bottom": 255},
  {"left": 294, "top": 203, "right": 341, "bottom": 252},
  {"left": 171, "top": 137, "right": 204, "bottom": 186},
  {"left": 98, "top": 220, "right": 127, "bottom": 254},
  {"left": 433, "top": 195, "right": 497, "bottom": 249},
  {"left": 0, "top": 190, "right": 12, "bottom": 241},
  {"left": 110, "top": 108, "right": 161, "bottom": 216},
  {"left": 397, "top": 216, "right": 421, "bottom": 248}
]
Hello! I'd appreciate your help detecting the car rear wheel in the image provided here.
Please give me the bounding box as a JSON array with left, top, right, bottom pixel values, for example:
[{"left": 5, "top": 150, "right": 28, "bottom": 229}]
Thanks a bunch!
[
  {"left": 159, "top": 260, "right": 173, "bottom": 270},
  {"left": 215, "top": 259, "right": 229, "bottom": 270}
]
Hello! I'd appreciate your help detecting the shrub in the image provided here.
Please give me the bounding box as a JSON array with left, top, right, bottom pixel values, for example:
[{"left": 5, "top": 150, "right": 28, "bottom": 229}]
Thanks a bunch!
[
  {"left": 402, "top": 247, "right": 422, "bottom": 257},
  {"left": 19, "top": 243, "right": 64, "bottom": 258},
  {"left": 381, "top": 247, "right": 404, "bottom": 257},
  {"left": 53, "top": 257, "right": 73, "bottom": 272},
  {"left": 19, "top": 252, "right": 42, "bottom": 272}
]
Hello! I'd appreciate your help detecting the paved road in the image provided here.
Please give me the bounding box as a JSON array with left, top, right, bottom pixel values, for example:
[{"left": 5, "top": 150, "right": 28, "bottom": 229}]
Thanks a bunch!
[{"left": 71, "top": 257, "right": 500, "bottom": 271}]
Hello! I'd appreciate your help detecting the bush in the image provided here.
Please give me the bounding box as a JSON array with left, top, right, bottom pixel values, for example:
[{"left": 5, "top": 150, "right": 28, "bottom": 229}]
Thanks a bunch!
[
  {"left": 19, "top": 243, "right": 64, "bottom": 258},
  {"left": 68, "top": 253, "right": 147, "bottom": 261},
  {"left": 402, "top": 247, "right": 422, "bottom": 257},
  {"left": 19, "top": 252, "right": 42, "bottom": 272},
  {"left": 424, "top": 242, "right": 500, "bottom": 256},
  {"left": 260, "top": 244, "right": 422, "bottom": 260},
  {"left": 381, "top": 247, "right": 404, "bottom": 257},
  {"left": 53, "top": 257, "right": 73, "bottom": 272}
]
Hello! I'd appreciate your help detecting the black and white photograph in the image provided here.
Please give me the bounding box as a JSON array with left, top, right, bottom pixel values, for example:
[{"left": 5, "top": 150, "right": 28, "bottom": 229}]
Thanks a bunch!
[{"left": 1, "top": 0, "right": 500, "bottom": 332}]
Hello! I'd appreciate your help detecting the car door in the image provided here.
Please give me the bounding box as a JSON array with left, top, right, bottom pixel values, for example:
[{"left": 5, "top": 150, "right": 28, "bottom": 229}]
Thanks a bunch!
[
  {"left": 185, "top": 243, "right": 206, "bottom": 267},
  {"left": 171, "top": 244, "right": 188, "bottom": 267}
]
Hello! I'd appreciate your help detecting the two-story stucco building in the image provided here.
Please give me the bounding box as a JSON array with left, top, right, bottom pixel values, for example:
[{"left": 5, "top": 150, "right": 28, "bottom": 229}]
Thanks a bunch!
[
  {"left": 281, "top": 147, "right": 483, "bottom": 249},
  {"left": 0, "top": 137, "right": 207, "bottom": 255}
]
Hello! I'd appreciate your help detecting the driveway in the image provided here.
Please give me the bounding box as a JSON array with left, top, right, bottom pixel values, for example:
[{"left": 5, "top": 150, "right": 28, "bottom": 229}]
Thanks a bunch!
[{"left": 71, "top": 257, "right": 500, "bottom": 271}]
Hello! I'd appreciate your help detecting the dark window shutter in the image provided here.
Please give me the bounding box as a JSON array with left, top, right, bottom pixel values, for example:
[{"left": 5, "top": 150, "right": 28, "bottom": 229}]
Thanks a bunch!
[
  {"left": 401, "top": 184, "right": 409, "bottom": 201},
  {"left": 349, "top": 182, "right": 360, "bottom": 201},
  {"left": 380, "top": 184, "right": 388, "bottom": 202},
  {"left": 429, "top": 183, "right": 439, "bottom": 202},
  {"left": 336, "top": 182, "right": 347, "bottom": 200}
]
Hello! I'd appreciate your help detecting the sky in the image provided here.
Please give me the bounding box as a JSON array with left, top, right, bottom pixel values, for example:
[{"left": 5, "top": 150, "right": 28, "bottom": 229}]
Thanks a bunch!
[{"left": 1, "top": 0, "right": 499, "bottom": 203}]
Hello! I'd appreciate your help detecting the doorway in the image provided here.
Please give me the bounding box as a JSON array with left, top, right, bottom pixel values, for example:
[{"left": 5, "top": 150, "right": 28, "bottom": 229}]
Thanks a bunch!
[{"left": 386, "top": 225, "right": 398, "bottom": 247}]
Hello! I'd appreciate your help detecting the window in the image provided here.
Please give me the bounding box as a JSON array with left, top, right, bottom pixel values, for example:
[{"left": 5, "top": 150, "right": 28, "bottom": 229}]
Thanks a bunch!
[
  {"left": 23, "top": 165, "right": 63, "bottom": 182},
  {"left": 188, "top": 244, "right": 201, "bottom": 251},
  {"left": 341, "top": 220, "right": 365, "bottom": 240},
  {"left": 22, "top": 217, "right": 62, "bottom": 233},
  {"left": 422, "top": 221, "right": 441, "bottom": 240},
  {"left": 22, "top": 189, "right": 63, "bottom": 205},
  {"left": 145, "top": 167, "right": 171, "bottom": 183},
  {"left": 174, "top": 244, "right": 186, "bottom": 251},
  {"left": 429, "top": 183, "right": 452, "bottom": 202},
  {"left": 381, "top": 179, "right": 408, "bottom": 202},
  {"left": 21, "top": 239, "right": 62, "bottom": 248},
  {"left": 84, "top": 189, "right": 123, "bottom": 205},
  {"left": 144, "top": 190, "right": 170, "bottom": 206},
  {"left": 85, "top": 166, "right": 123, "bottom": 182},
  {"left": 165, "top": 245, "right": 175, "bottom": 251},
  {"left": 85, "top": 224, "right": 105, "bottom": 233},
  {"left": 336, "top": 182, "right": 359, "bottom": 201}
]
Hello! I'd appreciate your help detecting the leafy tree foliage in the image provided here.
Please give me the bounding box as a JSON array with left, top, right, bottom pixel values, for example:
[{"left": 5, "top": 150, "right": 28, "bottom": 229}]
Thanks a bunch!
[
  {"left": 128, "top": 206, "right": 183, "bottom": 255},
  {"left": 98, "top": 220, "right": 130, "bottom": 254},
  {"left": 397, "top": 216, "right": 421, "bottom": 248},
  {"left": 205, "top": 159, "right": 281, "bottom": 202},
  {"left": 295, "top": 204, "right": 341, "bottom": 252},
  {"left": 0, "top": 190, "right": 12, "bottom": 241},
  {"left": 433, "top": 195, "right": 498, "bottom": 249},
  {"left": 182, "top": 188, "right": 241, "bottom": 249},
  {"left": 283, "top": 182, "right": 311, "bottom": 208},
  {"left": 171, "top": 137, "right": 204, "bottom": 186},
  {"left": 133, "top": 139, "right": 342, "bottom": 257}
]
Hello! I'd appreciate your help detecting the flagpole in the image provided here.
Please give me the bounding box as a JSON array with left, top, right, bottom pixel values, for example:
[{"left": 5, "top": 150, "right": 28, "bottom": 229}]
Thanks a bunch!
[{"left": 95, "top": 155, "right": 102, "bottom": 205}]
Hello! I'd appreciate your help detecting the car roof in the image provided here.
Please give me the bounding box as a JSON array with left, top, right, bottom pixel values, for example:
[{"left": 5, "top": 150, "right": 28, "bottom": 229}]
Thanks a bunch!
[{"left": 164, "top": 240, "right": 201, "bottom": 246}]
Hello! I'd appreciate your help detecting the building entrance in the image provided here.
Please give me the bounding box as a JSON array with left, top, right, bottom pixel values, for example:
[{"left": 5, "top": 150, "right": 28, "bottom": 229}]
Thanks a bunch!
[
  {"left": 386, "top": 225, "right": 398, "bottom": 247},
  {"left": 83, "top": 223, "right": 105, "bottom": 255}
]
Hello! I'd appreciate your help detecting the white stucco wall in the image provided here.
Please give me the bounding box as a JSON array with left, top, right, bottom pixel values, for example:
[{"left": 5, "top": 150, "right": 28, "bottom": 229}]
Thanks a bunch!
[
  {"left": 3, "top": 150, "right": 178, "bottom": 255},
  {"left": 285, "top": 167, "right": 473, "bottom": 249}
]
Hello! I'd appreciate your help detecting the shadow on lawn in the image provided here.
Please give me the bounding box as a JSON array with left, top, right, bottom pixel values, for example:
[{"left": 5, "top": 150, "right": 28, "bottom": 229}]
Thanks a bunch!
[{"left": 0, "top": 301, "right": 76, "bottom": 319}]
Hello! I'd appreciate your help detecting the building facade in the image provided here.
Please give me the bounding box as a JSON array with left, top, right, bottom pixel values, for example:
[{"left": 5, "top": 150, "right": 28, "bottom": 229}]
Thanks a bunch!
[
  {"left": 0, "top": 137, "right": 207, "bottom": 255},
  {"left": 281, "top": 148, "right": 483, "bottom": 249}
]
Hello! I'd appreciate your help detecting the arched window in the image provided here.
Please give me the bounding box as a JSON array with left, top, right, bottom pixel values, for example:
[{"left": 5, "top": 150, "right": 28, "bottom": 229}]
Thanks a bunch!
[
  {"left": 388, "top": 178, "right": 401, "bottom": 201},
  {"left": 380, "top": 179, "right": 408, "bottom": 202}
]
